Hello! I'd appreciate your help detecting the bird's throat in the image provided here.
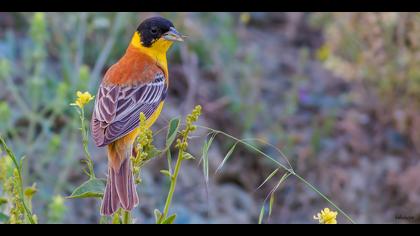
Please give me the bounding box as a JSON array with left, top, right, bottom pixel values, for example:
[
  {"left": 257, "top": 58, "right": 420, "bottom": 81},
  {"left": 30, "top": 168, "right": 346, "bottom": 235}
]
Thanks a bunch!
[{"left": 130, "top": 32, "right": 171, "bottom": 75}]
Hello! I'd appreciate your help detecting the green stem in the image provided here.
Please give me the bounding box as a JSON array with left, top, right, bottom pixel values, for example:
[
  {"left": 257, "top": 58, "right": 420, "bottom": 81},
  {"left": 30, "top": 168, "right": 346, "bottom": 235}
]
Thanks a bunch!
[
  {"left": 122, "top": 210, "right": 132, "bottom": 224},
  {"left": 196, "top": 125, "right": 292, "bottom": 173},
  {"left": 161, "top": 150, "right": 184, "bottom": 222},
  {"left": 80, "top": 108, "right": 95, "bottom": 179},
  {"left": 0, "top": 135, "right": 36, "bottom": 224},
  {"left": 112, "top": 210, "right": 121, "bottom": 224},
  {"left": 292, "top": 173, "right": 356, "bottom": 224},
  {"left": 195, "top": 125, "right": 356, "bottom": 224}
]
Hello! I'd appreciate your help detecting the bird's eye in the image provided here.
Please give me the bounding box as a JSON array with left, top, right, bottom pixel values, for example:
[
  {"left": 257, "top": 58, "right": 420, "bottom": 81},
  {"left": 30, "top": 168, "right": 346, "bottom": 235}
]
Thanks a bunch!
[{"left": 150, "top": 27, "right": 158, "bottom": 34}]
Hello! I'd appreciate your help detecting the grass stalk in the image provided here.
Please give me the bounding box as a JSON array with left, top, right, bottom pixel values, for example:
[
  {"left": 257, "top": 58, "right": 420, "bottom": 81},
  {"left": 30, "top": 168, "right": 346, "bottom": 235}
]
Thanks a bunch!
[{"left": 195, "top": 125, "right": 356, "bottom": 224}]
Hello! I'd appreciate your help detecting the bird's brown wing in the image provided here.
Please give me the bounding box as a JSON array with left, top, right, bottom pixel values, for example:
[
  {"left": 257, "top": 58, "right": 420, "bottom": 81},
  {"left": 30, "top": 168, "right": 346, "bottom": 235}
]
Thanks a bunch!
[{"left": 91, "top": 72, "right": 167, "bottom": 147}]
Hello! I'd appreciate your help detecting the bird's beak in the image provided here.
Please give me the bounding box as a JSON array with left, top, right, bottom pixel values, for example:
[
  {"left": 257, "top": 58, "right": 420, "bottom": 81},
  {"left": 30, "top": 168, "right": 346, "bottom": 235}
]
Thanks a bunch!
[{"left": 163, "top": 27, "right": 185, "bottom": 42}]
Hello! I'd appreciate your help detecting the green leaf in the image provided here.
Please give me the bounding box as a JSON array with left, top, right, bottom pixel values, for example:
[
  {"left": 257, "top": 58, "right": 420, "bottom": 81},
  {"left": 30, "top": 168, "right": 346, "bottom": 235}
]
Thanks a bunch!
[
  {"left": 122, "top": 210, "right": 132, "bottom": 224},
  {"left": 112, "top": 211, "right": 121, "bottom": 224},
  {"left": 161, "top": 214, "right": 177, "bottom": 224},
  {"left": 0, "top": 212, "right": 9, "bottom": 223},
  {"left": 257, "top": 168, "right": 279, "bottom": 190},
  {"left": 269, "top": 193, "right": 275, "bottom": 217},
  {"left": 164, "top": 118, "right": 180, "bottom": 174},
  {"left": 67, "top": 178, "right": 106, "bottom": 199},
  {"left": 154, "top": 209, "right": 162, "bottom": 224},
  {"left": 201, "top": 133, "right": 217, "bottom": 183},
  {"left": 258, "top": 205, "right": 265, "bottom": 224},
  {"left": 160, "top": 170, "right": 172, "bottom": 178},
  {"left": 166, "top": 118, "right": 180, "bottom": 148},
  {"left": 264, "top": 173, "right": 290, "bottom": 220},
  {"left": 183, "top": 152, "right": 195, "bottom": 160},
  {"left": 277, "top": 173, "right": 291, "bottom": 188},
  {"left": 215, "top": 142, "right": 238, "bottom": 173},
  {"left": 270, "top": 172, "right": 291, "bottom": 195}
]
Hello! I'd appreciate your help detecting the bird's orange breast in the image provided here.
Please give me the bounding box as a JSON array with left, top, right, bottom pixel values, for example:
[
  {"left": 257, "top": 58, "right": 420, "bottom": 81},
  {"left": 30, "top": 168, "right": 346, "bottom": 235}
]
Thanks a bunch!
[{"left": 103, "top": 44, "right": 166, "bottom": 86}]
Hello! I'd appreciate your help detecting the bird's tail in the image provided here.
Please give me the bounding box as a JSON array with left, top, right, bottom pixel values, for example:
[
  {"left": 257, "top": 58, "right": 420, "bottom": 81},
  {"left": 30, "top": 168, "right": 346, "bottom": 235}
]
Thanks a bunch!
[{"left": 101, "top": 157, "right": 139, "bottom": 216}]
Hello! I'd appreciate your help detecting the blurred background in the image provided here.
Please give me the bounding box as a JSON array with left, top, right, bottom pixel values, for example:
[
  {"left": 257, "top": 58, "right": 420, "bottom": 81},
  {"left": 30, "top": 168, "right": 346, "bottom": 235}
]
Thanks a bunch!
[{"left": 0, "top": 12, "right": 420, "bottom": 224}]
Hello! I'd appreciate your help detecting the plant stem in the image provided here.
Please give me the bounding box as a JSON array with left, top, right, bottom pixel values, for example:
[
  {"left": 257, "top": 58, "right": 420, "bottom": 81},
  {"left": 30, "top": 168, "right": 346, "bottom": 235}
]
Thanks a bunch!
[
  {"left": 122, "top": 210, "right": 132, "bottom": 224},
  {"left": 0, "top": 135, "right": 36, "bottom": 224},
  {"left": 292, "top": 173, "right": 356, "bottom": 224},
  {"left": 161, "top": 150, "right": 184, "bottom": 222},
  {"left": 112, "top": 210, "right": 121, "bottom": 224},
  {"left": 195, "top": 125, "right": 356, "bottom": 224},
  {"left": 80, "top": 108, "right": 95, "bottom": 179},
  {"left": 196, "top": 125, "right": 292, "bottom": 173}
]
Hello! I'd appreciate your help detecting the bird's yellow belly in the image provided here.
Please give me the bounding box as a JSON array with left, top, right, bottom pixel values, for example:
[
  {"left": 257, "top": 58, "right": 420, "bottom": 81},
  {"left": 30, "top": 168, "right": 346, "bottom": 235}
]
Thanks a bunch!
[
  {"left": 124, "top": 101, "right": 165, "bottom": 142},
  {"left": 146, "top": 101, "right": 165, "bottom": 128}
]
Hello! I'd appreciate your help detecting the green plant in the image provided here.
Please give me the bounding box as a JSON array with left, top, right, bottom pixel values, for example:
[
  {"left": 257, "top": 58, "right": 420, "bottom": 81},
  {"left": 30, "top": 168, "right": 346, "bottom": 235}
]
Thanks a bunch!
[
  {"left": 193, "top": 125, "right": 355, "bottom": 224},
  {"left": 0, "top": 135, "right": 37, "bottom": 224},
  {"left": 67, "top": 91, "right": 106, "bottom": 218},
  {"left": 156, "top": 105, "right": 202, "bottom": 224},
  {"left": 70, "top": 91, "right": 96, "bottom": 179}
]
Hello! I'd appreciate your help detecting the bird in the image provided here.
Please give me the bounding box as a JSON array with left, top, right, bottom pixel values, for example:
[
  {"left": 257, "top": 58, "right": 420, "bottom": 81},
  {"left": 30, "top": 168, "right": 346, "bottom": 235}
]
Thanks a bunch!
[{"left": 91, "top": 16, "right": 184, "bottom": 216}]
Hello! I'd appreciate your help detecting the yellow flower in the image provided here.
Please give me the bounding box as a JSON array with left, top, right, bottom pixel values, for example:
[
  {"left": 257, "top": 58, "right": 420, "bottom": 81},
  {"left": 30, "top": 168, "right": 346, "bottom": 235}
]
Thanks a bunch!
[
  {"left": 72, "top": 91, "right": 94, "bottom": 109},
  {"left": 314, "top": 208, "right": 338, "bottom": 224}
]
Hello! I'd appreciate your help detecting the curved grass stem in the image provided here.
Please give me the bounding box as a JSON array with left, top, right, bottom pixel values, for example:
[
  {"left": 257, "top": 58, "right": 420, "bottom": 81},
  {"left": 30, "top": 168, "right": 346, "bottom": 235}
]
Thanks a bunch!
[{"left": 195, "top": 125, "right": 356, "bottom": 224}]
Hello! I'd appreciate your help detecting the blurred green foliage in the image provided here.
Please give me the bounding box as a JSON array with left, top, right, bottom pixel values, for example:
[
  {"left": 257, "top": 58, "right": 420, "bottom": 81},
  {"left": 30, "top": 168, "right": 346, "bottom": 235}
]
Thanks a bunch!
[
  {"left": 47, "top": 195, "right": 67, "bottom": 224},
  {"left": 311, "top": 13, "right": 420, "bottom": 150},
  {"left": 313, "top": 13, "right": 420, "bottom": 100}
]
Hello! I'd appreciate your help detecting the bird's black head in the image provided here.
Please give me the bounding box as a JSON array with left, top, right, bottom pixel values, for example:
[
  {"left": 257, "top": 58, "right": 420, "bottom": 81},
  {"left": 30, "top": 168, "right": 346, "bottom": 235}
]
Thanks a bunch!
[{"left": 137, "top": 17, "right": 183, "bottom": 47}]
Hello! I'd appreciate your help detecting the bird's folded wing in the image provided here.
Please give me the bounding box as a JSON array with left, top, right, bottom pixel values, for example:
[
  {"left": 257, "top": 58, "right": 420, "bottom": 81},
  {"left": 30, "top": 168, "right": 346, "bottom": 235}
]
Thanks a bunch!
[{"left": 92, "top": 73, "right": 167, "bottom": 147}]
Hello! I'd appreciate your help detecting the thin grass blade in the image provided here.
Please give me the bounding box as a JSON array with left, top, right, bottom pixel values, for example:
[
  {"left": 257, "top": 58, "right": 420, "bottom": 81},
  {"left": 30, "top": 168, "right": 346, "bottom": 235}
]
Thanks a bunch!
[
  {"left": 257, "top": 168, "right": 279, "bottom": 190},
  {"left": 215, "top": 142, "right": 238, "bottom": 174},
  {"left": 201, "top": 132, "right": 217, "bottom": 183}
]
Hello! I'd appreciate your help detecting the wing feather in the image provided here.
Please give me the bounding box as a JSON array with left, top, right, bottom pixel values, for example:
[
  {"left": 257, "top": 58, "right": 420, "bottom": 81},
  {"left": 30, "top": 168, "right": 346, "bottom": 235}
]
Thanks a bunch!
[{"left": 92, "top": 73, "right": 167, "bottom": 147}]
